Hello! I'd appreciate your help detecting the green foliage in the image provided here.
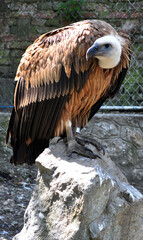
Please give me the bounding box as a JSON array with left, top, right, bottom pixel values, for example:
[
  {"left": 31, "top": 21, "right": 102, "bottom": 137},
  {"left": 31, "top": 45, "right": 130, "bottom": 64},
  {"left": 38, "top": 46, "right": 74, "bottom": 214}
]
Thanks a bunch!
[{"left": 56, "top": 0, "right": 85, "bottom": 22}]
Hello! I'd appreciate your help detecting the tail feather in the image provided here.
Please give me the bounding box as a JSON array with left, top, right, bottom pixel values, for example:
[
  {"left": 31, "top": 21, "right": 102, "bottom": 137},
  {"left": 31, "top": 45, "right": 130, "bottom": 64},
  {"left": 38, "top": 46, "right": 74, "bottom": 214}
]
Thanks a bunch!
[
  {"left": 6, "top": 108, "right": 15, "bottom": 146},
  {"left": 10, "top": 139, "right": 49, "bottom": 165},
  {"left": 6, "top": 107, "right": 49, "bottom": 165}
]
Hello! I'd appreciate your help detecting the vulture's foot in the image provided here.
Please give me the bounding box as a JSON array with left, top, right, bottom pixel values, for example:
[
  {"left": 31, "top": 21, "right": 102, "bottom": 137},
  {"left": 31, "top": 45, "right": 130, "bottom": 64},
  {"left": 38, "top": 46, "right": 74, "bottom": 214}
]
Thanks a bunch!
[
  {"left": 75, "top": 133, "right": 105, "bottom": 156},
  {"left": 67, "top": 139, "right": 102, "bottom": 159}
]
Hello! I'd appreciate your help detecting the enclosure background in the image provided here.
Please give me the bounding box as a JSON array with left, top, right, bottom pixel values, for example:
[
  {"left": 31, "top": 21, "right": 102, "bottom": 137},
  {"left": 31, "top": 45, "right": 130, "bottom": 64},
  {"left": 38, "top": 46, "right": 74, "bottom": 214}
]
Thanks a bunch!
[{"left": 0, "top": 0, "right": 142, "bottom": 108}]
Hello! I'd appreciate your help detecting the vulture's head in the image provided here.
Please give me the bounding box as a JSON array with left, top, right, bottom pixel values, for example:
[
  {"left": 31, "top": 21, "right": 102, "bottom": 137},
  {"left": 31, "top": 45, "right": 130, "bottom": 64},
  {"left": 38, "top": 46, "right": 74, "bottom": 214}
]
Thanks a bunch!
[{"left": 86, "top": 35, "right": 122, "bottom": 69}]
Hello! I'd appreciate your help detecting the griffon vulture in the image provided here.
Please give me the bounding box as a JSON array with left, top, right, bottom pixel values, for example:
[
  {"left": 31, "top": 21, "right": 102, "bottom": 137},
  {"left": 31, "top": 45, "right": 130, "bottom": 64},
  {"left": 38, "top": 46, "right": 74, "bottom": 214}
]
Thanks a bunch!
[{"left": 6, "top": 20, "right": 132, "bottom": 165}]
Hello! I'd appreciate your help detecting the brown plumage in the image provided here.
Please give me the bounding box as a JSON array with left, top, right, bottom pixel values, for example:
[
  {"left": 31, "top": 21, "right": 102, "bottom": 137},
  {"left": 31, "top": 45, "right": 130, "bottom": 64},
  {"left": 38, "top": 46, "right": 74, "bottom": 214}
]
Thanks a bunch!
[{"left": 6, "top": 20, "right": 131, "bottom": 165}]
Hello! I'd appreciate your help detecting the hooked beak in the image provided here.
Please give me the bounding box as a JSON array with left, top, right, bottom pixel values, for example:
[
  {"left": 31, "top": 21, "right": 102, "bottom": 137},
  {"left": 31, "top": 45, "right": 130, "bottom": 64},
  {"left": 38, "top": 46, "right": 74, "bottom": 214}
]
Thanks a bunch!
[
  {"left": 86, "top": 43, "right": 100, "bottom": 60},
  {"left": 86, "top": 43, "right": 105, "bottom": 61}
]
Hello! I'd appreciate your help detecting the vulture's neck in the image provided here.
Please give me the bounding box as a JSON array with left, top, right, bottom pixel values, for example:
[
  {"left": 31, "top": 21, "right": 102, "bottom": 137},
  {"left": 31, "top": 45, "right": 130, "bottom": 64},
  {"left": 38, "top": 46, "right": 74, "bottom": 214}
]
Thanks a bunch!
[{"left": 98, "top": 54, "right": 121, "bottom": 69}]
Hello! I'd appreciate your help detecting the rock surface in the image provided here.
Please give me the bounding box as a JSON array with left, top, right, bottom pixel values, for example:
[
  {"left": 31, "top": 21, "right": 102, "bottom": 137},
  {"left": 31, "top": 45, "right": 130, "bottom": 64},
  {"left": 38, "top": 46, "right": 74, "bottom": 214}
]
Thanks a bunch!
[{"left": 13, "top": 140, "right": 143, "bottom": 240}]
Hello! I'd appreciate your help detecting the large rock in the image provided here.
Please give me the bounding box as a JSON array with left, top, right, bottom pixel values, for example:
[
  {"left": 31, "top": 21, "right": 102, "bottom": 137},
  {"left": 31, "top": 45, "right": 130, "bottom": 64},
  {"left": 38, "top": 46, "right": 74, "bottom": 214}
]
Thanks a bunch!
[{"left": 13, "top": 140, "right": 143, "bottom": 240}]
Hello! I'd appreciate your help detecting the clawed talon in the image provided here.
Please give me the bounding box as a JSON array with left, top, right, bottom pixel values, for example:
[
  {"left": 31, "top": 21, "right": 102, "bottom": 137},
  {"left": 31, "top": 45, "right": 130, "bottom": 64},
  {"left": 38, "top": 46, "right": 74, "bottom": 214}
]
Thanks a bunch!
[
  {"left": 59, "top": 125, "right": 105, "bottom": 159},
  {"left": 75, "top": 133, "right": 105, "bottom": 156},
  {"left": 67, "top": 138, "right": 102, "bottom": 159}
]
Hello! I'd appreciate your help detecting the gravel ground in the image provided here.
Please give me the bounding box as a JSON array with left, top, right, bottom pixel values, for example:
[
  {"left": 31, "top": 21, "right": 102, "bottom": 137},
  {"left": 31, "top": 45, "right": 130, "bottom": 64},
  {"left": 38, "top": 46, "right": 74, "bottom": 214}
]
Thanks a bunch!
[{"left": 0, "top": 165, "right": 37, "bottom": 240}]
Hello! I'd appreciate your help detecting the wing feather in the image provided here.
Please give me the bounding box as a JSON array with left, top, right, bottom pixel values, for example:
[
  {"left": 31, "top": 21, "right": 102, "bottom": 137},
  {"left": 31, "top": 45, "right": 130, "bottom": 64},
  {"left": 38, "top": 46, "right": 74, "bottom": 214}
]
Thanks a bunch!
[
  {"left": 8, "top": 21, "right": 94, "bottom": 164},
  {"left": 6, "top": 19, "right": 131, "bottom": 165},
  {"left": 14, "top": 21, "right": 98, "bottom": 110}
]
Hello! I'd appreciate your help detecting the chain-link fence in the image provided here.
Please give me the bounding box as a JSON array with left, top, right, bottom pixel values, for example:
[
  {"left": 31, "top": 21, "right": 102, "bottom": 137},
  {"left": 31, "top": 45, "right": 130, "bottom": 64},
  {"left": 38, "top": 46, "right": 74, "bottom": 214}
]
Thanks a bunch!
[
  {"left": 0, "top": 0, "right": 142, "bottom": 110},
  {"left": 100, "top": 1, "right": 142, "bottom": 109}
]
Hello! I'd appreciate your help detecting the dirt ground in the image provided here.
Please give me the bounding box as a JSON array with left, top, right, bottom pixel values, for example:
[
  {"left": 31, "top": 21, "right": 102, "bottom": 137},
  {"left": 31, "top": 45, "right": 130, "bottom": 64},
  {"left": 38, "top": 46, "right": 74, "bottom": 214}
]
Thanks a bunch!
[{"left": 0, "top": 164, "right": 37, "bottom": 240}]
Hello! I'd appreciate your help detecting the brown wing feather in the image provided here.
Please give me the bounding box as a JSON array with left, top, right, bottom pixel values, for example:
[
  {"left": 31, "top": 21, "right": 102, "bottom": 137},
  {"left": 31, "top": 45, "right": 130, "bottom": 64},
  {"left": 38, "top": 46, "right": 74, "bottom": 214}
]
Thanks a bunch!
[
  {"left": 6, "top": 20, "right": 131, "bottom": 165},
  {"left": 7, "top": 20, "right": 99, "bottom": 164},
  {"left": 14, "top": 19, "right": 118, "bottom": 109}
]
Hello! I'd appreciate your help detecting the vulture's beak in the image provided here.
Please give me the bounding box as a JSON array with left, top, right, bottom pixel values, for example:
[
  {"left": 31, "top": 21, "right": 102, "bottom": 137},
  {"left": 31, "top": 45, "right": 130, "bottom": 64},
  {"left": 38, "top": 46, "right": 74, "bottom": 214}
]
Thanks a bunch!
[{"left": 86, "top": 43, "right": 99, "bottom": 60}]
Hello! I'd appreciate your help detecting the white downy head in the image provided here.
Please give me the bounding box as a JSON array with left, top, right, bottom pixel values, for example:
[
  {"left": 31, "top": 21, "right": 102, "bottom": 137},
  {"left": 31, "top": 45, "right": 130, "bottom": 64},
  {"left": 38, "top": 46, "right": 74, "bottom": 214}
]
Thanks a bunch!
[{"left": 86, "top": 35, "right": 122, "bottom": 69}]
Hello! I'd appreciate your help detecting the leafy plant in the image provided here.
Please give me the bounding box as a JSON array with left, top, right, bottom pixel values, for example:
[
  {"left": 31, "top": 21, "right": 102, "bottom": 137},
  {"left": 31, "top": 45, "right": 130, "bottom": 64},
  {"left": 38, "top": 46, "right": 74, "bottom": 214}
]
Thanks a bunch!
[{"left": 56, "top": 0, "right": 85, "bottom": 22}]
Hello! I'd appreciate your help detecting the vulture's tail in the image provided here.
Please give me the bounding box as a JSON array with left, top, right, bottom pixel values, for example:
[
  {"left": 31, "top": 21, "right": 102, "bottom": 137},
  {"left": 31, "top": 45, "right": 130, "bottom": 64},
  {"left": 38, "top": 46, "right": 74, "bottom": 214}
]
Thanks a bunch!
[
  {"left": 6, "top": 108, "right": 49, "bottom": 165},
  {"left": 10, "top": 139, "right": 49, "bottom": 165}
]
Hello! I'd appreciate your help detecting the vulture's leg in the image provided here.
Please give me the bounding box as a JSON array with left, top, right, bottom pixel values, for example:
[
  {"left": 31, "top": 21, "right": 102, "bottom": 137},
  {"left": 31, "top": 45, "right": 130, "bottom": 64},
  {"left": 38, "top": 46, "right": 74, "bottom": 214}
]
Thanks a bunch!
[
  {"left": 75, "top": 132, "right": 105, "bottom": 155},
  {"left": 66, "top": 121, "right": 101, "bottom": 159}
]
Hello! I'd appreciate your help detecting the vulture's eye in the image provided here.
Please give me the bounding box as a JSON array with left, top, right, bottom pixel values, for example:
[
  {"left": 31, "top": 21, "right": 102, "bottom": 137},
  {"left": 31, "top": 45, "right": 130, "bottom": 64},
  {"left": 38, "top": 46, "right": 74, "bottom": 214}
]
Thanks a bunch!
[{"left": 104, "top": 44, "right": 111, "bottom": 49}]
